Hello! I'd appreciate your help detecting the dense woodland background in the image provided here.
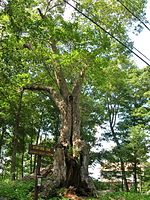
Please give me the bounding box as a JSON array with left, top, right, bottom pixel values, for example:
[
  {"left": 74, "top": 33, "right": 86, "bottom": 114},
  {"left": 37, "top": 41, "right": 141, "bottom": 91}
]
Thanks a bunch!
[{"left": 0, "top": 0, "right": 150, "bottom": 199}]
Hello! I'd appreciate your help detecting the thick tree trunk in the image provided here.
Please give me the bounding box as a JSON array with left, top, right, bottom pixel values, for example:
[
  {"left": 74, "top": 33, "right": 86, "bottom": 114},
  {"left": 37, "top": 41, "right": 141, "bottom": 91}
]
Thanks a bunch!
[
  {"left": 23, "top": 67, "right": 95, "bottom": 197},
  {"left": 44, "top": 92, "right": 96, "bottom": 197}
]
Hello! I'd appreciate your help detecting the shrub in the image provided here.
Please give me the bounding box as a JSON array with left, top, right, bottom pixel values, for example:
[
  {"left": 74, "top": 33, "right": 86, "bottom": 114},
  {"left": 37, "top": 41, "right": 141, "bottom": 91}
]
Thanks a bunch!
[
  {"left": 99, "top": 192, "right": 150, "bottom": 200},
  {"left": 0, "top": 180, "right": 34, "bottom": 200}
]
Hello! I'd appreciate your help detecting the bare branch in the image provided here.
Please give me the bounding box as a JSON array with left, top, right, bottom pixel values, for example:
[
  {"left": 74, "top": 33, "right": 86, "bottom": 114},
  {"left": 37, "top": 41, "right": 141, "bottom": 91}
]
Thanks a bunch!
[
  {"left": 47, "top": 3, "right": 63, "bottom": 12},
  {"left": 37, "top": 8, "right": 46, "bottom": 19},
  {"left": 47, "top": 0, "right": 53, "bottom": 5},
  {"left": 38, "top": 2, "right": 63, "bottom": 19}
]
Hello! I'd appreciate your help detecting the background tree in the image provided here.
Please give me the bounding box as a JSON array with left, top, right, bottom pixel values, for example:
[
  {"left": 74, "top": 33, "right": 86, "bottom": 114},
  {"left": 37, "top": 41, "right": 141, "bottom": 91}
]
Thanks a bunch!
[
  {"left": 126, "top": 125, "right": 149, "bottom": 192},
  {"left": 95, "top": 65, "right": 149, "bottom": 192}
]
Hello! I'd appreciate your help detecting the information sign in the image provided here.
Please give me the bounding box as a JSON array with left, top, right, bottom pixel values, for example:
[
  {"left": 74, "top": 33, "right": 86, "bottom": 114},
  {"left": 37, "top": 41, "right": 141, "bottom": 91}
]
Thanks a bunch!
[{"left": 29, "top": 144, "right": 53, "bottom": 156}]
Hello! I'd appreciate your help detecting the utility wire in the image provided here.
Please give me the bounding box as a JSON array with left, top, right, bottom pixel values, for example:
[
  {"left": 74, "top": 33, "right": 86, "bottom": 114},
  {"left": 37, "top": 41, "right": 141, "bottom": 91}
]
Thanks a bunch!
[
  {"left": 64, "top": 0, "right": 150, "bottom": 66},
  {"left": 116, "top": 0, "right": 150, "bottom": 32},
  {"left": 128, "top": 0, "right": 150, "bottom": 21},
  {"left": 128, "top": 0, "right": 150, "bottom": 29},
  {"left": 133, "top": 46, "right": 150, "bottom": 62},
  {"left": 71, "top": 0, "right": 150, "bottom": 63}
]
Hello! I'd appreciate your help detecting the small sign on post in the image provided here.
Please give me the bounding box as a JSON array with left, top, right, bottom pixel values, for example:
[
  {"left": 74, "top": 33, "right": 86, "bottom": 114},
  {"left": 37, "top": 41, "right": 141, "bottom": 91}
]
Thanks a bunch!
[
  {"left": 29, "top": 144, "right": 54, "bottom": 156},
  {"left": 29, "top": 144, "right": 53, "bottom": 200}
]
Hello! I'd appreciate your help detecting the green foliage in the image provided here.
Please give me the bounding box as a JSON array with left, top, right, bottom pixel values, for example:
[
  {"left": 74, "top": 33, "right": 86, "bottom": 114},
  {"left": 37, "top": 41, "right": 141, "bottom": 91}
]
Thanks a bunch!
[
  {"left": 1, "top": 182, "right": 150, "bottom": 200},
  {"left": 99, "top": 192, "right": 150, "bottom": 200},
  {"left": 40, "top": 194, "right": 69, "bottom": 199},
  {"left": 126, "top": 125, "right": 149, "bottom": 162},
  {"left": 0, "top": 0, "right": 149, "bottom": 191},
  {"left": 93, "top": 179, "right": 111, "bottom": 190},
  {"left": 141, "top": 162, "right": 150, "bottom": 193},
  {"left": 0, "top": 180, "right": 34, "bottom": 200}
]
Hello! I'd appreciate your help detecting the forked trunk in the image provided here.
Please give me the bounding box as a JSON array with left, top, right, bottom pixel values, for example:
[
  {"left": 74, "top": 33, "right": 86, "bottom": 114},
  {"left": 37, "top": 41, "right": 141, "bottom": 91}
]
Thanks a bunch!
[
  {"left": 44, "top": 92, "right": 96, "bottom": 197},
  {"left": 23, "top": 68, "right": 96, "bottom": 197}
]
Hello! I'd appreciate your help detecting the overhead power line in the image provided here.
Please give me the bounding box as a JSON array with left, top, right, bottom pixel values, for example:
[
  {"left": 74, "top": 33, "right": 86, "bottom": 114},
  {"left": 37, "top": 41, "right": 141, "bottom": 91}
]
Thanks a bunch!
[
  {"left": 116, "top": 0, "right": 150, "bottom": 32},
  {"left": 63, "top": 0, "right": 150, "bottom": 66},
  {"left": 70, "top": 0, "right": 150, "bottom": 63},
  {"left": 133, "top": 46, "right": 150, "bottom": 62}
]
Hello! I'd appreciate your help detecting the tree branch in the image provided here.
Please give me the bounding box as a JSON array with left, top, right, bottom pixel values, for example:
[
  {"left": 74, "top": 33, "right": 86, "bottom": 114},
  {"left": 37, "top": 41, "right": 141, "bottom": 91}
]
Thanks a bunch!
[
  {"left": 50, "top": 40, "right": 70, "bottom": 100},
  {"left": 23, "top": 85, "right": 64, "bottom": 110},
  {"left": 46, "top": 3, "right": 63, "bottom": 13},
  {"left": 72, "top": 65, "right": 87, "bottom": 97},
  {"left": 37, "top": 8, "right": 45, "bottom": 19},
  {"left": 38, "top": 3, "right": 63, "bottom": 20}
]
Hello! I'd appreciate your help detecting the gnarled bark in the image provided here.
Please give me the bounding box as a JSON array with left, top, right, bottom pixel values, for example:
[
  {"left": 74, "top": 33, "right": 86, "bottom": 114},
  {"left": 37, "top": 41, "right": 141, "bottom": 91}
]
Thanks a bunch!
[
  {"left": 50, "top": 89, "right": 96, "bottom": 196},
  {"left": 23, "top": 64, "right": 96, "bottom": 197}
]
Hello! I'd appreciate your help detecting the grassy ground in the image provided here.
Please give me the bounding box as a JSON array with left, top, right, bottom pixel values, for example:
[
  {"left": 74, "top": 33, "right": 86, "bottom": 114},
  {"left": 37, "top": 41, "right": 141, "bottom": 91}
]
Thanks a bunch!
[
  {"left": 85, "top": 192, "right": 150, "bottom": 200},
  {"left": 0, "top": 180, "right": 150, "bottom": 200},
  {"left": 47, "top": 192, "right": 150, "bottom": 200}
]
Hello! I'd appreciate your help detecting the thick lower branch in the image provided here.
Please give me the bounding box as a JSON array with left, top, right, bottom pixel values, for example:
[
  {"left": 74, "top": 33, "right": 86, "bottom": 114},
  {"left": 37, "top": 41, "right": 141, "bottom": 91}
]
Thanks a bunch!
[{"left": 23, "top": 85, "right": 64, "bottom": 110}]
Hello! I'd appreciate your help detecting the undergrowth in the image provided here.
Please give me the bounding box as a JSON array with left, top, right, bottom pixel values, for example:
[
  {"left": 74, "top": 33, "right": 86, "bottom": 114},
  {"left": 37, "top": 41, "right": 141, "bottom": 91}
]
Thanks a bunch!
[{"left": 0, "top": 180, "right": 150, "bottom": 200}]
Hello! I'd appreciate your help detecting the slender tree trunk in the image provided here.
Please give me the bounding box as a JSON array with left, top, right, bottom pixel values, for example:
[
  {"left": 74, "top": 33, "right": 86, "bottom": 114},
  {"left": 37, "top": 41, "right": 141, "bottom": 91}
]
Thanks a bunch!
[
  {"left": 30, "top": 137, "right": 33, "bottom": 174},
  {"left": 0, "top": 127, "right": 5, "bottom": 171},
  {"left": 0, "top": 127, "right": 5, "bottom": 179},
  {"left": 11, "top": 91, "right": 23, "bottom": 180},
  {"left": 30, "top": 155, "right": 33, "bottom": 174},
  {"left": 120, "top": 160, "right": 129, "bottom": 192},
  {"left": 21, "top": 152, "right": 24, "bottom": 178},
  {"left": 109, "top": 123, "right": 129, "bottom": 192},
  {"left": 33, "top": 126, "right": 41, "bottom": 173},
  {"left": 139, "top": 166, "right": 143, "bottom": 192},
  {"left": 133, "top": 159, "right": 138, "bottom": 192},
  {"left": 11, "top": 133, "right": 17, "bottom": 180},
  {"left": 121, "top": 174, "right": 124, "bottom": 191},
  {"left": 0, "top": 126, "right": 5, "bottom": 158}
]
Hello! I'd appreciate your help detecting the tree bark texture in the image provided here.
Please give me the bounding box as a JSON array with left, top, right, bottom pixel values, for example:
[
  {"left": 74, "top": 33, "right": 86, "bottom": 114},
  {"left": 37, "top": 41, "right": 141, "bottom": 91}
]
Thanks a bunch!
[
  {"left": 23, "top": 66, "right": 96, "bottom": 196},
  {"left": 50, "top": 91, "right": 95, "bottom": 196}
]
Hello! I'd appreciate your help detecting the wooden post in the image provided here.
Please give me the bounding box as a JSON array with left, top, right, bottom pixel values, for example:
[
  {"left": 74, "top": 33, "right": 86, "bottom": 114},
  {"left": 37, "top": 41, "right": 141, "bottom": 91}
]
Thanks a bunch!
[
  {"left": 34, "top": 155, "right": 42, "bottom": 200},
  {"left": 28, "top": 144, "right": 53, "bottom": 199}
]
